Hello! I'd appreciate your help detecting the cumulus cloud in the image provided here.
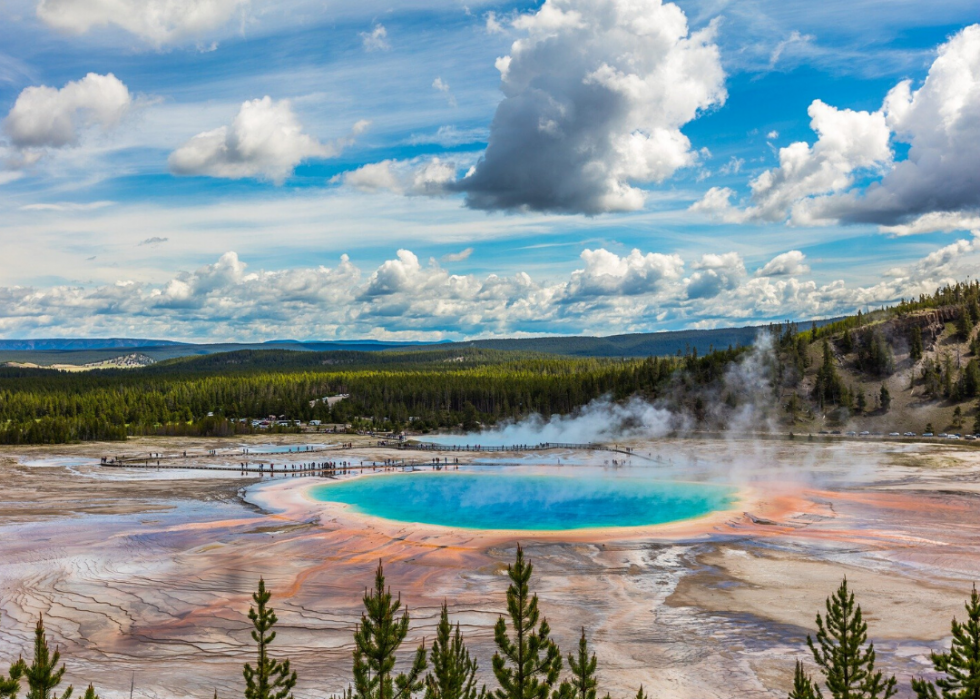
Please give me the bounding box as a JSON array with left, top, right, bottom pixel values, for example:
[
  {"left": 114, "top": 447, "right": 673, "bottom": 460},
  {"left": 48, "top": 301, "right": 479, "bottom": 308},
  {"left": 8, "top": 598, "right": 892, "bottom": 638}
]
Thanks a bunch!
[
  {"left": 139, "top": 236, "right": 168, "bottom": 246},
  {"left": 3, "top": 73, "right": 131, "bottom": 150},
  {"left": 3, "top": 237, "right": 980, "bottom": 340},
  {"left": 36, "top": 0, "right": 246, "bottom": 45},
  {"left": 339, "top": 157, "right": 457, "bottom": 196},
  {"left": 361, "top": 24, "right": 389, "bottom": 51},
  {"left": 756, "top": 250, "right": 810, "bottom": 277},
  {"left": 686, "top": 252, "right": 745, "bottom": 299},
  {"left": 168, "top": 97, "right": 365, "bottom": 183},
  {"left": 695, "top": 24, "right": 980, "bottom": 232},
  {"left": 454, "top": 0, "right": 726, "bottom": 215},
  {"left": 563, "top": 248, "right": 684, "bottom": 299}
]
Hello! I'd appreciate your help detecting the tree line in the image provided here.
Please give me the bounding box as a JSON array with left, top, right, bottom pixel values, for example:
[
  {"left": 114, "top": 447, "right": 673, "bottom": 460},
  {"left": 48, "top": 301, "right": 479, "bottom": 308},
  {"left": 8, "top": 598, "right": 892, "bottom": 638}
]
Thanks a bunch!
[{"left": 2, "top": 547, "right": 978, "bottom": 699}]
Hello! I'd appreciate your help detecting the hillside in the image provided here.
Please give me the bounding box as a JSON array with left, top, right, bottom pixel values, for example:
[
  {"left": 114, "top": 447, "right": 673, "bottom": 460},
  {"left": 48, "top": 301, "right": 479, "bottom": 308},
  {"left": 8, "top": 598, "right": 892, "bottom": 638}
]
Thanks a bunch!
[{"left": 773, "top": 284, "right": 980, "bottom": 437}]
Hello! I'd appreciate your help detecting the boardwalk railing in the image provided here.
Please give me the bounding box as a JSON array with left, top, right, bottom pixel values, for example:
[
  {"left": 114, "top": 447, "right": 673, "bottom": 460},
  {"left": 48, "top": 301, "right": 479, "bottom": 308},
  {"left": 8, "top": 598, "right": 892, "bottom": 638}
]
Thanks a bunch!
[{"left": 392, "top": 441, "right": 638, "bottom": 456}]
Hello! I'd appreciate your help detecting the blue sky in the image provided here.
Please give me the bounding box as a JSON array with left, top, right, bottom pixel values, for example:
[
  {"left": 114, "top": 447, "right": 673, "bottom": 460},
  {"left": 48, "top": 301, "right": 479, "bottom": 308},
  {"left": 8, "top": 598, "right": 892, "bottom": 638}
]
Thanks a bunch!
[{"left": 0, "top": 0, "right": 978, "bottom": 341}]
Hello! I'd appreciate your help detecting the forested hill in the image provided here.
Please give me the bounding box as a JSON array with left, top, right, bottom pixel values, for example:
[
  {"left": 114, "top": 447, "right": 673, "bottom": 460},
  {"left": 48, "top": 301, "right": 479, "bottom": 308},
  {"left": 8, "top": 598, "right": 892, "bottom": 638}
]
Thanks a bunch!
[{"left": 455, "top": 326, "right": 764, "bottom": 357}]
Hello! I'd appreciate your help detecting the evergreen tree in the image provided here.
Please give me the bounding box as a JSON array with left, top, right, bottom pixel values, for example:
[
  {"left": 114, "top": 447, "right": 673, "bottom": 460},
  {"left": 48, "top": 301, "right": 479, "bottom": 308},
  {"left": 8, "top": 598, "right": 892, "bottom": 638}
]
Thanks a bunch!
[
  {"left": 910, "top": 327, "right": 924, "bottom": 363},
  {"left": 243, "top": 579, "right": 297, "bottom": 699},
  {"left": 807, "top": 579, "right": 897, "bottom": 699},
  {"left": 633, "top": 688, "right": 647, "bottom": 699},
  {"left": 0, "top": 662, "right": 22, "bottom": 699},
  {"left": 911, "top": 585, "right": 980, "bottom": 699},
  {"left": 82, "top": 686, "right": 98, "bottom": 699},
  {"left": 958, "top": 307, "right": 975, "bottom": 341},
  {"left": 566, "top": 630, "right": 598, "bottom": 699},
  {"left": 15, "top": 616, "right": 73, "bottom": 699},
  {"left": 789, "top": 661, "right": 823, "bottom": 699},
  {"left": 492, "top": 546, "right": 562, "bottom": 699},
  {"left": 879, "top": 386, "right": 891, "bottom": 413},
  {"left": 425, "top": 603, "right": 486, "bottom": 699},
  {"left": 351, "top": 562, "right": 427, "bottom": 699}
]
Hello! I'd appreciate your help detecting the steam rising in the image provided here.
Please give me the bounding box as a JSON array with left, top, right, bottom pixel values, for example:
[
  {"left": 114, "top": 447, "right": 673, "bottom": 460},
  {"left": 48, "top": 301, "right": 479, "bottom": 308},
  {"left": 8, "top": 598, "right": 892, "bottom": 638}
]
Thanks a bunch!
[{"left": 432, "top": 332, "right": 782, "bottom": 447}]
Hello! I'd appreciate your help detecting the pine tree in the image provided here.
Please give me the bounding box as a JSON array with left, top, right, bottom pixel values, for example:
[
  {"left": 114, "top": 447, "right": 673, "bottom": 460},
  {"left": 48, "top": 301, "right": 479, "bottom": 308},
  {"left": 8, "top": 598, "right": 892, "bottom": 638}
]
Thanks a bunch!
[
  {"left": 425, "top": 603, "right": 486, "bottom": 699},
  {"left": 243, "top": 578, "right": 297, "bottom": 699},
  {"left": 807, "top": 579, "right": 897, "bottom": 699},
  {"left": 82, "top": 686, "right": 98, "bottom": 699},
  {"left": 17, "top": 616, "right": 73, "bottom": 699},
  {"left": 1, "top": 662, "right": 22, "bottom": 699},
  {"left": 958, "top": 307, "right": 974, "bottom": 341},
  {"left": 351, "top": 562, "right": 427, "bottom": 699},
  {"left": 633, "top": 688, "right": 647, "bottom": 699},
  {"left": 492, "top": 546, "right": 562, "bottom": 699},
  {"left": 789, "top": 661, "right": 823, "bottom": 699},
  {"left": 565, "top": 630, "right": 597, "bottom": 699},
  {"left": 911, "top": 327, "right": 924, "bottom": 363},
  {"left": 911, "top": 585, "right": 980, "bottom": 699},
  {"left": 879, "top": 386, "right": 891, "bottom": 413}
]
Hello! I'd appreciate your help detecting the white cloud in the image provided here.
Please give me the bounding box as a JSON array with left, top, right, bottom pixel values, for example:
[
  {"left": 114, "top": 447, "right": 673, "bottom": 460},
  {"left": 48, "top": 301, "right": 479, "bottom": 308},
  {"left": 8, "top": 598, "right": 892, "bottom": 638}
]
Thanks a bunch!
[
  {"left": 20, "top": 200, "right": 115, "bottom": 212},
  {"left": 339, "top": 157, "right": 457, "bottom": 196},
  {"left": 485, "top": 11, "right": 504, "bottom": 34},
  {"left": 767, "top": 130, "right": 779, "bottom": 139},
  {"left": 408, "top": 125, "right": 487, "bottom": 147},
  {"left": 756, "top": 250, "right": 810, "bottom": 277},
  {"left": 361, "top": 24, "right": 389, "bottom": 51},
  {"left": 563, "top": 248, "right": 684, "bottom": 299},
  {"left": 442, "top": 247, "right": 473, "bottom": 262},
  {"left": 879, "top": 211, "right": 980, "bottom": 236},
  {"left": 36, "top": 0, "right": 246, "bottom": 45},
  {"left": 768, "top": 30, "right": 815, "bottom": 69},
  {"left": 432, "top": 76, "right": 457, "bottom": 107},
  {"left": 3, "top": 73, "right": 131, "bottom": 149},
  {"left": 455, "top": 0, "right": 726, "bottom": 214},
  {"left": 686, "top": 252, "right": 745, "bottom": 299},
  {"left": 696, "top": 24, "right": 980, "bottom": 231},
  {"left": 3, "top": 236, "right": 980, "bottom": 340},
  {"left": 719, "top": 156, "right": 743, "bottom": 175},
  {"left": 168, "top": 97, "right": 364, "bottom": 183}
]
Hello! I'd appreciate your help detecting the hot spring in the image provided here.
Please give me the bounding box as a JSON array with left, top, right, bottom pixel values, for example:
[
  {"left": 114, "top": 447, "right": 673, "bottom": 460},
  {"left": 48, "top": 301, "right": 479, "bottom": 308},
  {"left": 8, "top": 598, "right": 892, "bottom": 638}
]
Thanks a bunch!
[{"left": 308, "top": 471, "right": 735, "bottom": 530}]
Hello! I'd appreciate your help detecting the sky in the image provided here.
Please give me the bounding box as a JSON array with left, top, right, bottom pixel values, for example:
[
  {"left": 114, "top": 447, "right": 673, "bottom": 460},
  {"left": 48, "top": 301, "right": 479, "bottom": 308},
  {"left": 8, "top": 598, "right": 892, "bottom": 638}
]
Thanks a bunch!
[{"left": 0, "top": 0, "right": 978, "bottom": 342}]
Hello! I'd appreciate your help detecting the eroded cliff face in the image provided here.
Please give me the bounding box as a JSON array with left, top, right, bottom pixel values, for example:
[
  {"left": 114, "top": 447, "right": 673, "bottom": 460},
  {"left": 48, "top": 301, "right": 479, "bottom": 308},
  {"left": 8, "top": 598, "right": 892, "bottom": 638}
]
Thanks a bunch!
[{"left": 1, "top": 437, "right": 979, "bottom": 699}]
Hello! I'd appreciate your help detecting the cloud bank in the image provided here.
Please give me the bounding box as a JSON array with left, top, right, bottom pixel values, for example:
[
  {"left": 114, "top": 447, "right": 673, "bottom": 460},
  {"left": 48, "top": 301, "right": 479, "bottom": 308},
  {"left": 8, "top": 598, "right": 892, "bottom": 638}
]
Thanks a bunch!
[{"left": 2, "top": 236, "right": 978, "bottom": 341}]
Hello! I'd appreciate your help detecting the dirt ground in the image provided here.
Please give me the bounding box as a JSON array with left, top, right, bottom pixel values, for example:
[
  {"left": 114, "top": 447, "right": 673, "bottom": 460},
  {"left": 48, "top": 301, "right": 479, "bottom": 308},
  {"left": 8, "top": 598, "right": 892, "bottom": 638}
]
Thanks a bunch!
[{"left": 1, "top": 435, "right": 979, "bottom": 699}]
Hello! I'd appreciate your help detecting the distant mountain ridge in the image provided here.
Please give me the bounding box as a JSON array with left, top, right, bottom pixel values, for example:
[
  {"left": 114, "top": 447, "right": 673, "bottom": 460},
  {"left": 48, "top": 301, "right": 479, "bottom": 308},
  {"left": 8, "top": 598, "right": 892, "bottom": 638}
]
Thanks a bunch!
[
  {"left": 0, "top": 338, "right": 185, "bottom": 351},
  {"left": 0, "top": 320, "right": 843, "bottom": 364}
]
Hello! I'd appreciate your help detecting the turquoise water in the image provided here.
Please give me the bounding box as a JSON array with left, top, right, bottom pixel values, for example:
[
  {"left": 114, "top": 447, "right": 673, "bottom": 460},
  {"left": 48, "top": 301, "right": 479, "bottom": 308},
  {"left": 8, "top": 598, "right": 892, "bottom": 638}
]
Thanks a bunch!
[{"left": 309, "top": 472, "right": 734, "bottom": 530}]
